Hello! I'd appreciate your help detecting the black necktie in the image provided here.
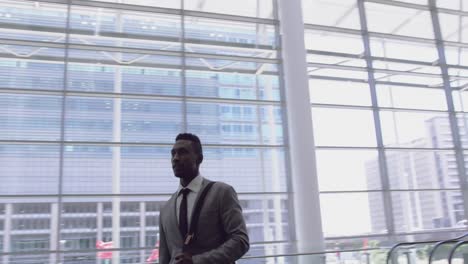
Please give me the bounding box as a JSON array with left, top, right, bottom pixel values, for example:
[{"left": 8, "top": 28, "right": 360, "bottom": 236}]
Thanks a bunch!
[{"left": 179, "top": 188, "right": 190, "bottom": 238}]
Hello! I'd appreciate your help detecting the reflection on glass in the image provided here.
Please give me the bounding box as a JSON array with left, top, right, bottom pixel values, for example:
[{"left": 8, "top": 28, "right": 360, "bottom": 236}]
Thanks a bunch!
[
  {"left": 0, "top": 195, "right": 289, "bottom": 263},
  {"left": 380, "top": 111, "right": 452, "bottom": 148},
  {"left": 0, "top": 145, "right": 60, "bottom": 195},
  {"left": 0, "top": 95, "right": 62, "bottom": 141},
  {"left": 391, "top": 191, "right": 465, "bottom": 232},
  {"left": 385, "top": 150, "right": 459, "bottom": 190}
]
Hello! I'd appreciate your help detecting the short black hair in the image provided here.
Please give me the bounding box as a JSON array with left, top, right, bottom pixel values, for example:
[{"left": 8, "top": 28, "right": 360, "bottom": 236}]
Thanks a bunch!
[{"left": 175, "top": 133, "right": 203, "bottom": 163}]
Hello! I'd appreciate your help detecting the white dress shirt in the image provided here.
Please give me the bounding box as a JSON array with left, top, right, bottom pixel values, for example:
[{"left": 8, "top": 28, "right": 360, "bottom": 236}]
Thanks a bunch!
[{"left": 176, "top": 174, "right": 203, "bottom": 229}]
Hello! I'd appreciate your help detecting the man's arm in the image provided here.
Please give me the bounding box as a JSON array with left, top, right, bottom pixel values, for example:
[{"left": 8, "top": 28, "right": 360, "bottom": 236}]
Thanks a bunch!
[
  {"left": 158, "top": 214, "right": 171, "bottom": 264},
  {"left": 192, "top": 185, "right": 250, "bottom": 264}
]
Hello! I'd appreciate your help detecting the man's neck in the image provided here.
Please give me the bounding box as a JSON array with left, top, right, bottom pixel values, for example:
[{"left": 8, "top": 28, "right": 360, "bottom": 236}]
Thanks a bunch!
[{"left": 180, "top": 173, "right": 198, "bottom": 187}]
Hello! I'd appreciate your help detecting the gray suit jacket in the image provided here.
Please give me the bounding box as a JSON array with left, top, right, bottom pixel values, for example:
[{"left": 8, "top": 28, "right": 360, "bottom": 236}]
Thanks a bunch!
[{"left": 158, "top": 178, "right": 249, "bottom": 264}]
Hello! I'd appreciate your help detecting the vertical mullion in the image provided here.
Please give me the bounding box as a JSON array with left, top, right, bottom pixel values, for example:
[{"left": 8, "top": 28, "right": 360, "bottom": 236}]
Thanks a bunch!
[
  {"left": 429, "top": 0, "right": 468, "bottom": 226},
  {"left": 357, "top": 0, "right": 395, "bottom": 236},
  {"left": 55, "top": 0, "right": 72, "bottom": 262},
  {"left": 181, "top": 0, "right": 188, "bottom": 132}
]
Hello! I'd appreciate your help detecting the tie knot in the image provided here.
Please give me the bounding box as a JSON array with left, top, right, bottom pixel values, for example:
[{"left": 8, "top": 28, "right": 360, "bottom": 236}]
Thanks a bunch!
[{"left": 180, "top": 188, "right": 190, "bottom": 196}]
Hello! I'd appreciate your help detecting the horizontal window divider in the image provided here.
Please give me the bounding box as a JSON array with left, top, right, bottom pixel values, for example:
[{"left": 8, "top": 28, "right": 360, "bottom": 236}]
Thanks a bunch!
[
  {"left": 0, "top": 53, "right": 280, "bottom": 75},
  {"left": 305, "top": 24, "right": 468, "bottom": 49},
  {"left": 308, "top": 62, "right": 445, "bottom": 79},
  {"left": 364, "top": 0, "right": 429, "bottom": 11},
  {"left": 320, "top": 188, "right": 461, "bottom": 194},
  {"left": 0, "top": 139, "right": 285, "bottom": 148},
  {"left": 325, "top": 233, "right": 390, "bottom": 240},
  {"left": 376, "top": 80, "right": 444, "bottom": 88},
  {"left": 0, "top": 192, "right": 289, "bottom": 199},
  {"left": 308, "top": 74, "right": 442, "bottom": 88},
  {"left": 315, "top": 146, "right": 456, "bottom": 151},
  {"left": 378, "top": 106, "right": 450, "bottom": 113},
  {"left": 387, "top": 188, "right": 462, "bottom": 192},
  {"left": 392, "top": 227, "right": 468, "bottom": 237},
  {"left": 306, "top": 50, "right": 468, "bottom": 71},
  {"left": 311, "top": 103, "right": 449, "bottom": 113},
  {"left": 0, "top": 37, "right": 65, "bottom": 49},
  {"left": 0, "top": 23, "right": 276, "bottom": 52},
  {"left": 311, "top": 103, "right": 373, "bottom": 110},
  {"left": 309, "top": 74, "right": 368, "bottom": 83},
  {"left": 320, "top": 190, "right": 385, "bottom": 194},
  {"left": 365, "top": 0, "right": 468, "bottom": 17},
  {"left": 305, "top": 24, "right": 362, "bottom": 35},
  {"left": 0, "top": 87, "right": 282, "bottom": 105},
  {"left": 68, "top": 43, "right": 279, "bottom": 63},
  {"left": 315, "top": 146, "right": 378, "bottom": 150},
  {"left": 21, "top": 0, "right": 278, "bottom": 25}
]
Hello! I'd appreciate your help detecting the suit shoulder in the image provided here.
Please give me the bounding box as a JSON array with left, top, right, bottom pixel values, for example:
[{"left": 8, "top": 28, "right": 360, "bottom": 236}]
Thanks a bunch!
[
  {"left": 160, "top": 194, "right": 176, "bottom": 214},
  {"left": 213, "top": 181, "right": 237, "bottom": 193}
]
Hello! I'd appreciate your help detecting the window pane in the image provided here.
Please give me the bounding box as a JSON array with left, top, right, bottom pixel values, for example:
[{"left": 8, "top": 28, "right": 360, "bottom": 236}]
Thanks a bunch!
[
  {"left": 0, "top": 1, "right": 67, "bottom": 42},
  {"left": 377, "top": 85, "right": 447, "bottom": 110},
  {"left": 445, "top": 46, "right": 468, "bottom": 67},
  {"left": 0, "top": 56, "right": 64, "bottom": 91},
  {"left": 185, "top": 17, "right": 276, "bottom": 48},
  {"left": 185, "top": 70, "right": 280, "bottom": 101},
  {"left": 456, "top": 113, "right": 468, "bottom": 148},
  {"left": 0, "top": 94, "right": 62, "bottom": 141},
  {"left": 437, "top": 1, "right": 468, "bottom": 12},
  {"left": 312, "top": 108, "right": 377, "bottom": 147},
  {"left": 439, "top": 13, "right": 468, "bottom": 43},
  {"left": 310, "top": 79, "right": 372, "bottom": 106},
  {"left": 0, "top": 145, "right": 60, "bottom": 195},
  {"left": 305, "top": 30, "right": 364, "bottom": 54},
  {"left": 320, "top": 193, "right": 386, "bottom": 236},
  {"left": 302, "top": 0, "right": 360, "bottom": 29},
  {"left": 187, "top": 102, "right": 283, "bottom": 145},
  {"left": 87, "top": 0, "right": 179, "bottom": 8},
  {"left": 184, "top": 0, "right": 274, "bottom": 19},
  {"left": 67, "top": 63, "right": 183, "bottom": 96},
  {"left": 316, "top": 149, "right": 381, "bottom": 191},
  {"left": 391, "top": 190, "right": 465, "bottom": 232},
  {"left": 365, "top": 3, "right": 434, "bottom": 39},
  {"left": 385, "top": 150, "right": 459, "bottom": 190},
  {"left": 70, "top": 6, "right": 181, "bottom": 42},
  {"left": 370, "top": 37, "right": 438, "bottom": 63},
  {"left": 380, "top": 111, "right": 453, "bottom": 148}
]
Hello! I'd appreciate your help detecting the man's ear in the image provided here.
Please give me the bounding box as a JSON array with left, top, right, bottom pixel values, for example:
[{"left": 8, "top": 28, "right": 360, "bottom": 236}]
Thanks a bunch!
[{"left": 197, "top": 154, "right": 203, "bottom": 165}]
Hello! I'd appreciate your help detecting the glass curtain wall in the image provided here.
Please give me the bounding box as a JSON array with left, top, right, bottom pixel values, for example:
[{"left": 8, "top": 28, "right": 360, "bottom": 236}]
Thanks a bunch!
[
  {"left": 0, "top": 0, "right": 289, "bottom": 263},
  {"left": 303, "top": 0, "right": 468, "bottom": 258}
]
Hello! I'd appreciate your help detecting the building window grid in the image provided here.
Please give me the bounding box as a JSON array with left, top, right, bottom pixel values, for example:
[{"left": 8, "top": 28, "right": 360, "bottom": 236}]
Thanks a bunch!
[
  {"left": 307, "top": 0, "right": 468, "bottom": 239},
  {"left": 0, "top": 0, "right": 288, "bottom": 261}
]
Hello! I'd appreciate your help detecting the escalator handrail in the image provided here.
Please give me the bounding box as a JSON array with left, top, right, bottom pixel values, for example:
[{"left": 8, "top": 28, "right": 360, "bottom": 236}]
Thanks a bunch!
[
  {"left": 386, "top": 240, "right": 439, "bottom": 264},
  {"left": 428, "top": 232, "right": 468, "bottom": 264},
  {"left": 448, "top": 240, "right": 468, "bottom": 264}
]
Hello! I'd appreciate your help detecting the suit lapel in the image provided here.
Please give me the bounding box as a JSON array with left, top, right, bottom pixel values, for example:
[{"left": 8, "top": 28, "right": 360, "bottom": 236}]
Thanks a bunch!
[{"left": 166, "top": 192, "right": 184, "bottom": 243}]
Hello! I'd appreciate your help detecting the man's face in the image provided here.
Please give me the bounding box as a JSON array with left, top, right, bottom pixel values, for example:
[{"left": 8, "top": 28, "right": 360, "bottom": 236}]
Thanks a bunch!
[{"left": 171, "top": 139, "right": 199, "bottom": 179}]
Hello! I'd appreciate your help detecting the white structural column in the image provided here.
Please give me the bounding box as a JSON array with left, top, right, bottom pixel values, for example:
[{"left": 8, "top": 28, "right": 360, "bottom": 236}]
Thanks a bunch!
[{"left": 277, "top": 0, "right": 325, "bottom": 261}]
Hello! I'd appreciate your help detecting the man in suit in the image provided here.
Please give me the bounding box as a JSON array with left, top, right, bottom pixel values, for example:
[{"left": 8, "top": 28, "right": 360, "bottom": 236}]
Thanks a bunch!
[{"left": 158, "top": 133, "right": 250, "bottom": 264}]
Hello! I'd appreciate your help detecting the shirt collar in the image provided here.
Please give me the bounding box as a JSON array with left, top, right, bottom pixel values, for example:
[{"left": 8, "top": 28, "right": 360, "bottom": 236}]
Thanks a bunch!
[{"left": 177, "top": 174, "right": 203, "bottom": 196}]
